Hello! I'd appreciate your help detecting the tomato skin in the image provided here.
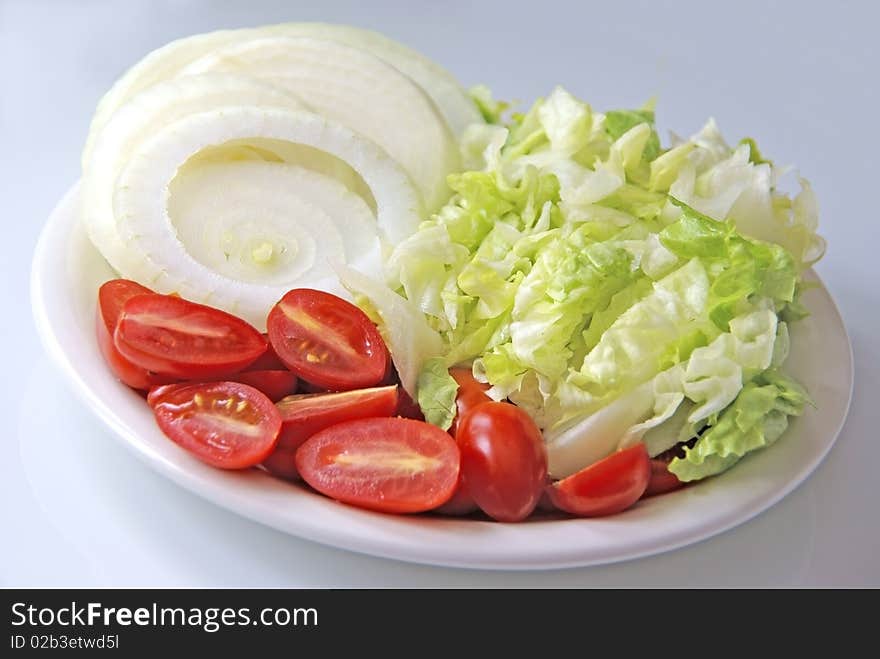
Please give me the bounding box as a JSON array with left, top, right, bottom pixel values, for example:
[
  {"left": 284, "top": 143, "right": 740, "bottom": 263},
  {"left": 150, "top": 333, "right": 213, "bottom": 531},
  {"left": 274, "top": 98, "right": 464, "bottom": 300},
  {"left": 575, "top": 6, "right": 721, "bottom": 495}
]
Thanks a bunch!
[
  {"left": 148, "top": 382, "right": 281, "bottom": 469},
  {"left": 643, "top": 459, "right": 685, "bottom": 497},
  {"left": 231, "top": 370, "right": 298, "bottom": 402},
  {"left": 449, "top": 368, "right": 491, "bottom": 436},
  {"left": 263, "top": 385, "right": 399, "bottom": 480},
  {"left": 99, "top": 279, "right": 154, "bottom": 326},
  {"left": 433, "top": 477, "right": 478, "bottom": 515},
  {"left": 267, "top": 289, "right": 388, "bottom": 391},
  {"left": 295, "top": 417, "right": 459, "bottom": 514},
  {"left": 547, "top": 444, "right": 651, "bottom": 517},
  {"left": 456, "top": 402, "right": 547, "bottom": 522},
  {"left": 115, "top": 294, "right": 267, "bottom": 379},
  {"left": 96, "top": 279, "right": 176, "bottom": 390},
  {"left": 97, "top": 311, "right": 174, "bottom": 390}
]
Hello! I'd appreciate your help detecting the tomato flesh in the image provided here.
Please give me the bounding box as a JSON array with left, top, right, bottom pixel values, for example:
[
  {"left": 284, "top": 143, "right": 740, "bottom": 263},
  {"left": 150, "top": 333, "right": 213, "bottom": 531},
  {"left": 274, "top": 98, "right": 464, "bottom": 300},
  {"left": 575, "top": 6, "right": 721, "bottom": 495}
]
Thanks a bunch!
[
  {"left": 148, "top": 382, "right": 281, "bottom": 469},
  {"left": 267, "top": 289, "right": 388, "bottom": 391},
  {"left": 97, "top": 279, "right": 176, "bottom": 390},
  {"left": 456, "top": 402, "right": 547, "bottom": 522},
  {"left": 547, "top": 444, "right": 651, "bottom": 517},
  {"left": 263, "top": 385, "right": 399, "bottom": 480},
  {"left": 115, "top": 294, "right": 267, "bottom": 379},
  {"left": 295, "top": 417, "right": 459, "bottom": 513},
  {"left": 231, "top": 370, "right": 298, "bottom": 402}
]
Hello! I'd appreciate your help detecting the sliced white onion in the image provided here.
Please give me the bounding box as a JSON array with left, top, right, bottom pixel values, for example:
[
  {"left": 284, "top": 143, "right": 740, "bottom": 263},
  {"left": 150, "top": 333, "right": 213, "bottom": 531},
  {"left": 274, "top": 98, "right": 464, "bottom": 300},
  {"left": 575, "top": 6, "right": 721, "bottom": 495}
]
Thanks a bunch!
[
  {"left": 82, "top": 28, "right": 262, "bottom": 167},
  {"left": 264, "top": 22, "right": 484, "bottom": 136},
  {"left": 83, "top": 24, "right": 482, "bottom": 170},
  {"left": 179, "top": 36, "right": 459, "bottom": 212},
  {"left": 112, "top": 107, "right": 420, "bottom": 327},
  {"left": 82, "top": 73, "right": 306, "bottom": 275},
  {"left": 168, "top": 160, "right": 379, "bottom": 288}
]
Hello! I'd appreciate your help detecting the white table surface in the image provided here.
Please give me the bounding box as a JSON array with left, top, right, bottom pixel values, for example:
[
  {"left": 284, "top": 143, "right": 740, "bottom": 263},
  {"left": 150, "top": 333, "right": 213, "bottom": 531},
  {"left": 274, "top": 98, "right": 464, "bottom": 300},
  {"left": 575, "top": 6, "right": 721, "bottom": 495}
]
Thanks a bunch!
[{"left": 2, "top": 0, "right": 878, "bottom": 587}]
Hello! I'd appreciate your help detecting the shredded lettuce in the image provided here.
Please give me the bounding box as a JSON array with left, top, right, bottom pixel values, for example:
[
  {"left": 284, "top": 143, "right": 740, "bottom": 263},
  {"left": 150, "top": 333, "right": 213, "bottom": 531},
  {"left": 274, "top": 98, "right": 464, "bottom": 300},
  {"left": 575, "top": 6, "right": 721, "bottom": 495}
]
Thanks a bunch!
[
  {"left": 669, "top": 370, "right": 812, "bottom": 481},
  {"left": 375, "top": 86, "right": 822, "bottom": 482},
  {"left": 547, "top": 306, "right": 782, "bottom": 478},
  {"left": 469, "top": 84, "right": 509, "bottom": 125},
  {"left": 605, "top": 107, "right": 661, "bottom": 163}
]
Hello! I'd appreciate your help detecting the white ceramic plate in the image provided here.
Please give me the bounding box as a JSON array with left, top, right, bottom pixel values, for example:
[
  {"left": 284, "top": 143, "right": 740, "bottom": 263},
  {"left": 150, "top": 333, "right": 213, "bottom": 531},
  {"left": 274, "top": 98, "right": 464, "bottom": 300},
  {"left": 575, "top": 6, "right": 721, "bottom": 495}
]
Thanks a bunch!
[{"left": 31, "top": 183, "right": 854, "bottom": 570}]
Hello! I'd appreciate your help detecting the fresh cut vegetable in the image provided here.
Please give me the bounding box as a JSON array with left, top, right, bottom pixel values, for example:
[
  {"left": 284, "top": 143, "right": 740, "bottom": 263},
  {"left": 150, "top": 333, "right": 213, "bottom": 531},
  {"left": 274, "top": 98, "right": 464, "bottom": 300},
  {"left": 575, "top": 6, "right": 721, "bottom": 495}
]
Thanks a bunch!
[
  {"left": 385, "top": 86, "right": 820, "bottom": 484},
  {"left": 148, "top": 381, "right": 282, "bottom": 469},
  {"left": 295, "top": 417, "right": 461, "bottom": 514},
  {"left": 84, "top": 24, "right": 826, "bottom": 523}
]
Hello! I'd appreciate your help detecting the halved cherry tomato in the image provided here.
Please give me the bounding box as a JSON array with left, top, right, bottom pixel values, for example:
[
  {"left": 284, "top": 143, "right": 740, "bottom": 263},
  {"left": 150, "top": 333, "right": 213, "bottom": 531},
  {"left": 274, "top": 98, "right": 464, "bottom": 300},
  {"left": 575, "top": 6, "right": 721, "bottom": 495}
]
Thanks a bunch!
[
  {"left": 643, "top": 459, "right": 685, "bottom": 497},
  {"left": 263, "top": 385, "right": 399, "bottom": 480},
  {"left": 547, "top": 444, "right": 651, "bottom": 517},
  {"left": 115, "top": 294, "right": 267, "bottom": 379},
  {"left": 449, "top": 367, "right": 491, "bottom": 436},
  {"left": 295, "top": 417, "right": 459, "bottom": 513},
  {"left": 456, "top": 402, "right": 547, "bottom": 522},
  {"left": 96, "top": 279, "right": 176, "bottom": 390},
  {"left": 231, "top": 370, "right": 298, "bottom": 402},
  {"left": 266, "top": 289, "right": 388, "bottom": 391},
  {"left": 148, "top": 382, "right": 281, "bottom": 469},
  {"left": 244, "top": 338, "right": 287, "bottom": 372}
]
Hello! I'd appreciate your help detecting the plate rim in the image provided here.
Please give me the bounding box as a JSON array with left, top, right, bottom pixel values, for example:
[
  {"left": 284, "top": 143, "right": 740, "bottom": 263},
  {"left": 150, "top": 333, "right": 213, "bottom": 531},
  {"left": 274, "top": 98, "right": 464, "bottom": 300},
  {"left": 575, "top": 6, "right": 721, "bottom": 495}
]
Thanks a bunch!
[{"left": 30, "top": 182, "right": 855, "bottom": 570}]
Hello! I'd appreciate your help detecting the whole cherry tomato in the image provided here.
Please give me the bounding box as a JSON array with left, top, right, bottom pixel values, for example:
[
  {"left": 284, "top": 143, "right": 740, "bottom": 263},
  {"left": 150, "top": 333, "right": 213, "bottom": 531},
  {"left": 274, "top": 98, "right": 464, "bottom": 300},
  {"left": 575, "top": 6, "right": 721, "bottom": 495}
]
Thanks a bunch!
[{"left": 456, "top": 402, "right": 547, "bottom": 522}]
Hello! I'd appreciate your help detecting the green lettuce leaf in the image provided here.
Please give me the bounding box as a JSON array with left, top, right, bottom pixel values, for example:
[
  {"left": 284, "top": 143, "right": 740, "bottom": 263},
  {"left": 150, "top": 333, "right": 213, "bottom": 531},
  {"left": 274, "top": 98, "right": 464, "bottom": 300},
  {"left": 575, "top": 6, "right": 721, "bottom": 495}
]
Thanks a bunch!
[
  {"left": 547, "top": 307, "right": 780, "bottom": 477},
  {"left": 669, "top": 370, "right": 812, "bottom": 481},
  {"left": 661, "top": 198, "right": 798, "bottom": 330},
  {"left": 605, "top": 108, "right": 661, "bottom": 162},
  {"left": 664, "top": 130, "right": 825, "bottom": 266},
  {"left": 737, "top": 137, "right": 771, "bottom": 166},
  {"left": 416, "top": 358, "right": 460, "bottom": 430},
  {"left": 469, "top": 84, "right": 509, "bottom": 124}
]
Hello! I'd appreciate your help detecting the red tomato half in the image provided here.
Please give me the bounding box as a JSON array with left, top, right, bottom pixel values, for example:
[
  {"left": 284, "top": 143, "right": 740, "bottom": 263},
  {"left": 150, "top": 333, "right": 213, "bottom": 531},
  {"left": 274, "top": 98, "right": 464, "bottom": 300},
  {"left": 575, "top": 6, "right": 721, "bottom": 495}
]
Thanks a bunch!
[
  {"left": 263, "top": 385, "right": 399, "bottom": 480},
  {"left": 266, "top": 289, "right": 388, "bottom": 391},
  {"left": 643, "top": 459, "right": 685, "bottom": 497},
  {"left": 115, "top": 294, "right": 267, "bottom": 379},
  {"left": 547, "top": 444, "right": 651, "bottom": 517},
  {"left": 96, "top": 279, "right": 175, "bottom": 390},
  {"left": 148, "top": 382, "right": 281, "bottom": 469},
  {"left": 295, "top": 417, "right": 459, "bottom": 514},
  {"left": 232, "top": 370, "right": 298, "bottom": 402},
  {"left": 449, "top": 367, "right": 491, "bottom": 436},
  {"left": 456, "top": 402, "right": 547, "bottom": 522}
]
